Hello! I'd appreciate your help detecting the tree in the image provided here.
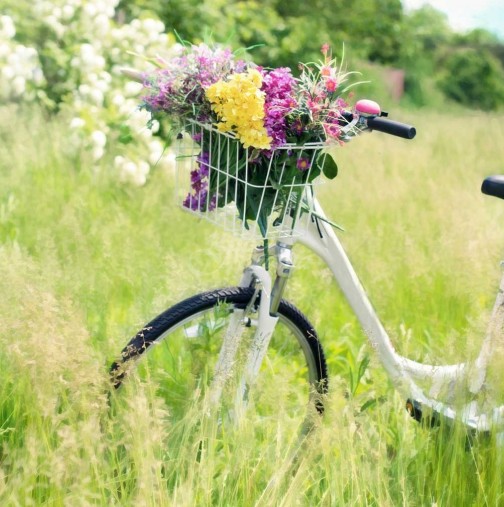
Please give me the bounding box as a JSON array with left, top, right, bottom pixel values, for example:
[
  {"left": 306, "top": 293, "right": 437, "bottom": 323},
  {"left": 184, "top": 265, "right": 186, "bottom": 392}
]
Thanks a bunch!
[{"left": 439, "top": 48, "right": 504, "bottom": 110}]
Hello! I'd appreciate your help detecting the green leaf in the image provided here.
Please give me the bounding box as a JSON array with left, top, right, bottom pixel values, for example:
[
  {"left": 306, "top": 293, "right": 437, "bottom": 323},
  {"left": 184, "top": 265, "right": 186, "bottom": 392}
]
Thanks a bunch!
[
  {"left": 118, "top": 125, "right": 133, "bottom": 144},
  {"left": 360, "top": 398, "right": 377, "bottom": 413},
  {"left": 318, "top": 152, "right": 338, "bottom": 179}
]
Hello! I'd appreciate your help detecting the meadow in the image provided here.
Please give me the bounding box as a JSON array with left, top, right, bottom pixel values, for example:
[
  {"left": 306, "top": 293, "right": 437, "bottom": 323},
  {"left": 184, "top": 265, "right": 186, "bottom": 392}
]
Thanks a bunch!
[{"left": 1, "top": 104, "right": 504, "bottom": 505}]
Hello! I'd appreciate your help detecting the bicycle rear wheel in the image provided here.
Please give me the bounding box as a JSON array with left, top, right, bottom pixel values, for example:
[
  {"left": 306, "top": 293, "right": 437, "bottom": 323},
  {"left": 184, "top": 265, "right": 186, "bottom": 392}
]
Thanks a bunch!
[{"left": 110, "top": 287, "right": 328, "bottom": 440}]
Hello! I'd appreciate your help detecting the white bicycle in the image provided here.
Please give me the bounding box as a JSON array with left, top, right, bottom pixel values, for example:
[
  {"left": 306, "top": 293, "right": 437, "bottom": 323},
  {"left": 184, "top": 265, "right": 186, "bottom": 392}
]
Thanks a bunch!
[{"left": 110, "top": 100, "right": 504, "bottom": 437}]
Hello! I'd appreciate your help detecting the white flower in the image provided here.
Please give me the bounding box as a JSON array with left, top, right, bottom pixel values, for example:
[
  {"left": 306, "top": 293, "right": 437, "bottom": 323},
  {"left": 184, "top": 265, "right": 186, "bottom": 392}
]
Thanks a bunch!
[
  {"left": 44, "top": 15, "right": 65, "bottom": 38},
  {"left": 0, "top": 43, "right": 9, "bottom": 58},
  {"left": 141, "top": 18, "right": 165, "bottom": 40},
  {"left": 92, "top": 146, "right": 104, "bottom": 161},
  {"left": 127, "top": 108, "right": 151, "bottom": 132},
  {"left": 78, "top": 83, "right": 90, "bottom": 96},
  {"left": 91, "top": 130, "right": 107, "bottom": 148},
  {"left": 89, "top": 88, "right": 104, "bottom": 105},
  {"left": 1, "top": 65, "right": 14, "bottom": 80},
  {"left": 118, "top": 98, "right": 138, "bottom": 116},
  {"left": 32, "top": 67, "right": 44, "bottom": 85},
  {"left": 114, "top": 156, "right": 125, "bottom": 168},
  {"left": 135, "top": 160, "right": 150, "bottom": 185},
  {"left": 111, "top": 92, "right": 125, "bottom": 107},
  {"left": 62, "top": 5, "right": 75, "bottom": 20},
  {"left": 119, "top": 160, "right": 137, "bottom": 180},
  {"left": 18, "top": 46, "right": 38, "bottom": 60},
  {"left": 124, "top": 81, "right": 142, "bottom": 97},
  {"left": 94, "top": 14, "right": 110, "bottom": 36},
  {"left": 79, "top": 43, "right": 105, "bottom": 70},
  {"left": 83, "top": 3, "right": 97, "bottom": 18},
  {"left": 6, "top": 52, "right": 19, "bottom": 69},
  {"left": 116, "top": 156, "right": 150, "bottom": 186},
  {"left": 70, "top": 117, "right": 86, "bottom": 129},
  {"left": 0, "top": 16, "right": 16, "bottom": 39},
  {"left": 11, "top": 75, "right": 25, "bottom": 96}
]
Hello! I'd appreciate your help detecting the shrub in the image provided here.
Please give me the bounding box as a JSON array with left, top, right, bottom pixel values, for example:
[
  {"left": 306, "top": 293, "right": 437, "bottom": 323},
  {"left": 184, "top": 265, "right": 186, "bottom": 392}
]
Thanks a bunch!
[{"left": 1, "top": 1, "right": 178, "bottom": 183}]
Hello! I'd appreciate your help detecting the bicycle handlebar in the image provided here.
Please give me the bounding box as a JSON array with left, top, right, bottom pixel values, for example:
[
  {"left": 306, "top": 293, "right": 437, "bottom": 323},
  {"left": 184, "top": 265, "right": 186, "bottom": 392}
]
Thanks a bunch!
[
  {"left": 366, "top": 117, "right": 416, "bottom": 140},
  {"left": 339, "top": 99, "right": 417, "bottom": 140}
]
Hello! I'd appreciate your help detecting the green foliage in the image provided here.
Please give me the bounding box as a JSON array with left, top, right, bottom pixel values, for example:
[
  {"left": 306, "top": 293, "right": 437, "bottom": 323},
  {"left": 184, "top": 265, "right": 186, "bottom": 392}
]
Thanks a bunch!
[
  {"left": 145, "top": 0, "right": 504, "bottom": 109},
  {"left": 439, "top": 48, "right": 504, "bottom": 111},
  {"left": 126, "top": 0, "right": 406, "bottom": 72},
  {"left": 396, "top": 6, "right": 452, "bottom": 107}
]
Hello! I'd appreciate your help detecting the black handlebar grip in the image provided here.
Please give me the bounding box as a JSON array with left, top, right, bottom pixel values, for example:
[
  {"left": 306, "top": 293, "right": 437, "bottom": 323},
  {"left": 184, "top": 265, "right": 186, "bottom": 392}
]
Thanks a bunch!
[
  {"left": 366, "top": 117, "right": 416, "bottom": 139},
  {"left": 338, "top": 111, "right": 355, "bottom": 125}
]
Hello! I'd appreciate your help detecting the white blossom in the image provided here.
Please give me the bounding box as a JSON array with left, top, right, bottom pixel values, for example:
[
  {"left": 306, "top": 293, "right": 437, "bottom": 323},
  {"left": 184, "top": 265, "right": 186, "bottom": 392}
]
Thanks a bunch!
[
  {"left": 115, "top": 156, "right": 150, "bottom": 186},
  {"left": 124, "top": 81, "right": 142, "bottom": 97},
  {"left": 0, "top": 16, "right": 16, "bottom": 39},
  {"left": 70, "top": 117, "right": 86, "bottom": 129},
  {"left": 91, "top": 130, "right": 107, "bottom": 148},
  {"left": 1, "top": 65, "right": 14, "bottom": 80},
  {"left": 11, "top": 76, "right": 26, "bottom": 96},
  {"left": 92, "top": 146, "right": 105, "bottom": 161},
  {"left": 62, "top": 5, "right": 75, "bottom": 20}
]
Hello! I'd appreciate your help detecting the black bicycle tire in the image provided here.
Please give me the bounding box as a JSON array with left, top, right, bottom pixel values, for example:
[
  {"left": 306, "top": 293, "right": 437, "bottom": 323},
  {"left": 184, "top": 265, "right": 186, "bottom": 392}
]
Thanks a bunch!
[{"left": 110, "top": 286, "right": 328, "bottom": 411}]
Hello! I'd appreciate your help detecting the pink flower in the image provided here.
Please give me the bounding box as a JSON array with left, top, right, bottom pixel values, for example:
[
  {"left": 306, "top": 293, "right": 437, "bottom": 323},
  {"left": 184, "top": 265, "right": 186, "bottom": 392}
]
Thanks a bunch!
[
  {"left": 325, "top": 77, "right": 338, "bottom": 92},
  {"left": 321, "top": 66, "right": 331, "bottom": 77},
  {"left": 306, "top": 98, "right": 321, "bottom": 118},
  {"left": 325, "top": 123, "right": 341, "bottom": 140}
]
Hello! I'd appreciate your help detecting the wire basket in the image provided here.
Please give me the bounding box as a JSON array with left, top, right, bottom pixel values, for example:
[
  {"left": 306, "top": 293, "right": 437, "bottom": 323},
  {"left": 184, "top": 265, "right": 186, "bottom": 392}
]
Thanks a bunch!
[{"left": 175, "top": 121, "right": 327, "bottom": 239}]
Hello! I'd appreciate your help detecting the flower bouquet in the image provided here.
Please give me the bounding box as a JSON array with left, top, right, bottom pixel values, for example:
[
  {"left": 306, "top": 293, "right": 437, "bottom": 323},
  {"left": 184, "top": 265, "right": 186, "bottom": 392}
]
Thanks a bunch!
[{"left": 133, "top": 42, "right": 358, "bottom": 238}]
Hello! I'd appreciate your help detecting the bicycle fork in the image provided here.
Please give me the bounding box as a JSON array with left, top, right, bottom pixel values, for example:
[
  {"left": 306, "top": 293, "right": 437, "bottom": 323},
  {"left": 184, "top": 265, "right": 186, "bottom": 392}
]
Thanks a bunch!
[{"left": 208, "top": 242, "right": 294, "bottom": 418}]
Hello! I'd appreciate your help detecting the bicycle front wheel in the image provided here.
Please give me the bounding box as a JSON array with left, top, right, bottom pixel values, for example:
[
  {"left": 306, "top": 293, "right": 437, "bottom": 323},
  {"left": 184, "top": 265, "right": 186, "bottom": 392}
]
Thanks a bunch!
[{"left": 110, "top": 287, "right": 328, "bottom": 439}]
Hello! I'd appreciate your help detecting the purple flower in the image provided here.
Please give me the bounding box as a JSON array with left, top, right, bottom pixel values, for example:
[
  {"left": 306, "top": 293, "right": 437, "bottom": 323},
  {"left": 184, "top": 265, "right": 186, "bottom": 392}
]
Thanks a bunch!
[
  {"left": 183, "top": 150, "right": 217, "bottom": 211},
  {"left": 296, "top": 157, "right": 311, "bottom": 171},
  {"left": 186, "top": 151, "right": 209, "bottom": 192},
  {"left": 195, "top": 151, "right": 210, "bottom": 175},
  {"left": 291, "top": 119, "right": 304, "bottom": 136},
  {"left": 183, "top": 190, "right": 217, "bottom": 212},
  {"left": 261, "top": 68, "right": 297, "bottom": 152},
  {"left": 190, "top": 169, "right": 205, "bottom": 192}
]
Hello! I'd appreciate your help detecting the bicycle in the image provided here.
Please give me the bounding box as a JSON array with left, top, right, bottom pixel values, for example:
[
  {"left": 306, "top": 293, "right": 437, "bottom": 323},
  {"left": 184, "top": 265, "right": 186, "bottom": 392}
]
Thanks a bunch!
[{"left": 110, "top": 99, "right": 504, "bottom": 438}]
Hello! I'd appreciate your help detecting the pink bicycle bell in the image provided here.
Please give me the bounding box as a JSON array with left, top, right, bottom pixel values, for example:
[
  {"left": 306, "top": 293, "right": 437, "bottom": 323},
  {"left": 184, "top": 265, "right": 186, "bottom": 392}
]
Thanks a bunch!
[{"left": 355, "top": 99, "right": 381, "bottom": 117}]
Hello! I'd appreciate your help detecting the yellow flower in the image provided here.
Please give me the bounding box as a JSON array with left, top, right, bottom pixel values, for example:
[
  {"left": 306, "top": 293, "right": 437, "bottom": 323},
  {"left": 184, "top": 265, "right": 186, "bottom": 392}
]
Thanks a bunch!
[{"left": 205, "top": 69, "right": 271, "bottom": 149}]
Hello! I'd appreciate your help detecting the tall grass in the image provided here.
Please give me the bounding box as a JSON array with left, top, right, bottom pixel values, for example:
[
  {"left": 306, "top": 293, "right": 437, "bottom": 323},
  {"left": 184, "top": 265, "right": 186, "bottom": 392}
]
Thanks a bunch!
[{"left": 0, "top": 104, "right": 503, "bottom": 505}]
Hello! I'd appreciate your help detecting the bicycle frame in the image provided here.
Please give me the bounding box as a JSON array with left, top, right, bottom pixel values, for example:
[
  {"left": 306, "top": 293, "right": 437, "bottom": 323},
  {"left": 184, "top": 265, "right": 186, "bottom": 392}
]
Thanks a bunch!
[{"left": 213, "top": 191, "right": 504, "bottom": 431}]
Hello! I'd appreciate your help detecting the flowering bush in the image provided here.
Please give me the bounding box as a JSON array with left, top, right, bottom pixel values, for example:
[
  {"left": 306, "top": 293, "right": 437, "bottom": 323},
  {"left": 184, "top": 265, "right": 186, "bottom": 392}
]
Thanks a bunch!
[
  {"left": 138, "top": 43, "right": 357, "bottom": 235},
  {"left": 0, "top": 16, "right": 45, "bottom": 101},
  {"left": 1, "top": 4, "right": 178, "bottom": 184}
]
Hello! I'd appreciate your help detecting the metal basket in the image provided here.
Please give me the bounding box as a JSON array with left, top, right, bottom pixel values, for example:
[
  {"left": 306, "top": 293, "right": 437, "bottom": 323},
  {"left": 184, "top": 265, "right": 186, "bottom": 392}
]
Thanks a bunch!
[{"left": 175, "top": 121, "right": 327, "bottom": 239}]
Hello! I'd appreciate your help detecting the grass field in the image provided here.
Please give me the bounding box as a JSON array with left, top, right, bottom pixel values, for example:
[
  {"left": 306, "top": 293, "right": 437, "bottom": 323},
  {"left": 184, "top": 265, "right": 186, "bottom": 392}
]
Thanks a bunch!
[{"left": 1, "top": 104, "right": 504, "bottom": 505}]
